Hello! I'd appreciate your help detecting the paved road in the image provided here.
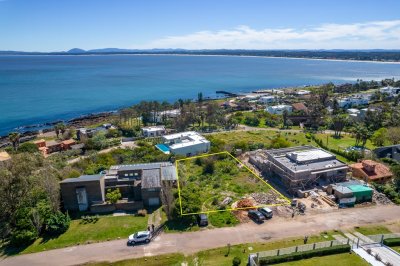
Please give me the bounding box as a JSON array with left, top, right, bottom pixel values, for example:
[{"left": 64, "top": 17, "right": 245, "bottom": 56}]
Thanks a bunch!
[{"left": 1, "top": 205, "right": 400, "bottom": 266}]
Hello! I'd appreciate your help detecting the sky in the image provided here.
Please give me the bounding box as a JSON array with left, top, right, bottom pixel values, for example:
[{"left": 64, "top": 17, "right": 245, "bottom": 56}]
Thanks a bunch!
[{"left": 1, "top": 0, "right": 400, "bottom": 51}]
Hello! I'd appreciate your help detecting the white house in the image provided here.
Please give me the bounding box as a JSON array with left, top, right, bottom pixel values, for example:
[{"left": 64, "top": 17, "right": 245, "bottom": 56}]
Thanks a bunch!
[
  {"left": 295, "top": 90, "right": 311, "bottom": 96},
  {"left": 259, "top": 95, "right": 277, "bottom": 104},
  {"left": 159, "top": 131, "right": 210, "bottom": 156},
  {"left": 338, "top": 95, "right": 370, "bottom": 108},
  {"left": 142, "top": 126, "right": 166, "bottom": 137},
  {"left": 150, "top": 109, "right": 181, "bottom": 123},
  {"left": 265, "top": 105, "right": 293, "bottom": 115},
  {"left": 380, "top": 86, "right": 400, "bottom": 97}
]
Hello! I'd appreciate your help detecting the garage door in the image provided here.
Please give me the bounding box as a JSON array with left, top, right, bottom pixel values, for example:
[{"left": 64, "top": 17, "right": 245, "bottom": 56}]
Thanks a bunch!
[{"left": 148, "top": 197, "right": 160, "bottom": 206}]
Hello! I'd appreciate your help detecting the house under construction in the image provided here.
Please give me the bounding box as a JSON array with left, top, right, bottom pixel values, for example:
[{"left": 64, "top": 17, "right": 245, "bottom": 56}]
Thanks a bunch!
[{"left": 249, "top": 146, "right": 348, "bottom": 194}]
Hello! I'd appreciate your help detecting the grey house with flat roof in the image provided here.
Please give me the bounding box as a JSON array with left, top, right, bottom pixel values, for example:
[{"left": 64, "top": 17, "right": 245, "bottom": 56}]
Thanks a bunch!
[{"left": 60, "top": 162, "right": 177, "bottom": 212}]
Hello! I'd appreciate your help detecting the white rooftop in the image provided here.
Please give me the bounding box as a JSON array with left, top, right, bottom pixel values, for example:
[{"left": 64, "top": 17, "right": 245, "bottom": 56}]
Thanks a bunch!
[
  {"left": 269, "top": 104, "right": 291, "bottom": 109},
  {"left": 287, "top": 149, "right": 335, "bottom": 163},
  {"left": 142, "top": 126, "right": 165, "bottom": 132},
  {"left": 163, "top": 131, "right": 209, "bottom": 149}
]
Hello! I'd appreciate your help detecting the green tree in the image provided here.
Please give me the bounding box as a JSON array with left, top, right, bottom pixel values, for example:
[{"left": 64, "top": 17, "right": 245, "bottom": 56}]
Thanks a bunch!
[
  {"left": 106, "top": 188, "right": 122, "bottom": 204},
  {"left": 54, "top": 123, "right": 66, "bottom": 139},
  {"left": 370, "top": 128, "right": 388, "bottom": 147},
  {"left": 8, "top": 132, "right": 21, "bottom": 151}
]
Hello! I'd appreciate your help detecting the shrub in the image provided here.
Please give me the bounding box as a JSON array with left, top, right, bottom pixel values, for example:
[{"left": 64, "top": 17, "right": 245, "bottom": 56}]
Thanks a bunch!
[
  {"left": 232, "top": 256, "right": 241, "bottom": 266},
  {"left": 10, "top": 229, "right": 38, "bottom": 246},
  {"left": 258, "top": 244, "right": 351, "bottom": 265},
  {"left": 375, "top": 254, "right": 381, "bottom": 261},
  {"left": 383, "top": 238, "right": 400, "bottom": 246},
  {"left": 45, "top": 211, "right": 71, "bottom": 236},
  {"left": 17, "top": 142, "right": 39, "bottom": 153},
  {"left": 137, "top": 209, "right": 147, "bottom": 217}
]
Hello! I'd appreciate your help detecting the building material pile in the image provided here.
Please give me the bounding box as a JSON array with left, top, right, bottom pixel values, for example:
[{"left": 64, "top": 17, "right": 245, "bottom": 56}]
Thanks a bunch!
[
  {"left": 250, "top": 191, "right": 285, "bottom": 205},
  {"left": 236, "top": 198, "right": 255, "bottom": 208},
  {"left": 373, "top": 191, "right": 393, "bottom": 205}
]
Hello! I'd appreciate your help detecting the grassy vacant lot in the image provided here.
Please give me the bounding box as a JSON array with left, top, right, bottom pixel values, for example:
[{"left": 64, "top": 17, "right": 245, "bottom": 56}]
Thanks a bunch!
[
  {"left": 87, "top": 231, "right": 338, "bottom": 266},
  {"left": 20, "top": 215, "right": 147, "bottom": 254},
  {"left": 353, "top": 225, "right": 392, "bottom": 235},
  {"left": 209, "top": 130, "right": 312, "bottom": 150},
  {"left": 314, "top": 133, "right": 376, "bottom": 151},
  {"left": 177, "top": 152, "right": 287, "bottom": 215},
  {"left": 274, "top": 253, "right": 368, "bottom": 266}
]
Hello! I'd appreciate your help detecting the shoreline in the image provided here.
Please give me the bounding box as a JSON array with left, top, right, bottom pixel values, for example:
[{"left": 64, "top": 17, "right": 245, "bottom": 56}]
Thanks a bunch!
[{"left": 3, "top": 53, "right": 400, "bottom": 64}]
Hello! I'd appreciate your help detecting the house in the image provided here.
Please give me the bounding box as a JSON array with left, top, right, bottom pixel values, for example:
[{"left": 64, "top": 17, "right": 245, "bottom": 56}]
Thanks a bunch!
[
  {"left": 380, "top": 86, "right": 400, "bottom": 97},
  {"left": 149, "top": 109, "right": 181, "bottom": 123},
  {"left": 60, "top": 162, "right": 177, "bottom": 212},
  {"left": 327, "top": 180, "right": 373, "bottom": 206},
  {"left": 142, "top": 126, "right": 166, "bottom": 137},
  {"left": 294, "top": 90, "right": 310, "bottom": 96},
  {"left": 33, "top": 139, "right": 46, "bottom": 148},
  {"left": 157, "top": 131, "right": 210, "bottom": 156},
  {"left": 291, "top": 103, "right": 309, "bottom": 113},
  {"left": 350, "top": 160, "right": 393, "bottom": 183},
  {"left": 265, "top": 105, "right": 292, "bottom": 115},
  {"left": 338, "top": 95, "right": 370, "bottom": 108},
  {"left": 46, "top": 140, "right": 62, "bottom": 153},
  {"left": 61, "top": 139, "right": 76, "bottom": 150},
  {"left": 60, "top": 175, "right": 105, "bottom": 212},
  {"left": 250, "top": 146, "right": 348, "bottom": 193},
  {"left": 259, "top": 96, "right": 277, "bottom": 104},
  {"left": 0, "top": 151, "right": 11, "bottom": 163},
  {"left": 374, "top": 144, "right": 400, "bottom": 162}
]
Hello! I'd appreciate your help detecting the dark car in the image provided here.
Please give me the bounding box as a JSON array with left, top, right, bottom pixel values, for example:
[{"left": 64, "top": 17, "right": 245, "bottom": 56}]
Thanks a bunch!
[
  {"left": 258, "top": 207, "right": 273, "bottom": 219},
  {"left": 197, "top": 214, "right": 208, "bottom": 226},
  {"left": 248, "top": 210, "right": 264, "bottom": 223}
]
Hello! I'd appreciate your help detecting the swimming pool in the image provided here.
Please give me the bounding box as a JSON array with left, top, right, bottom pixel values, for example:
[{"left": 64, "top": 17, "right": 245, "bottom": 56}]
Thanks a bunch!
[{"left": 155, "top": 144, "right": 170, "bottom": 154}]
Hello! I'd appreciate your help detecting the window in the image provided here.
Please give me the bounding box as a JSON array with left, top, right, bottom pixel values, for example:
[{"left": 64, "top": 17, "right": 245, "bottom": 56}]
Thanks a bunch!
[
  {"left": 147, "top": 188, "right": 156, "bottom": 192},
  {"left": 124, "top": 173, "right": 128, "bottom": 177},
  {"left": 129, "top": 173, "right": 133, "bottom": 176}
]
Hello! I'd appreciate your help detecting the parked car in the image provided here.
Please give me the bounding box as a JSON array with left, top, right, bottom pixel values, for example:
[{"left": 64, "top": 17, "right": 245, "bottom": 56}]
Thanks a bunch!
[
  {"left": 248, "top": 210, "right": 264, "bottom": 223},
  {"left": 197, "top": 214, "right": 208, "bottom": 226},
  {"left": 258, "top": 207, "right": 273, "bottom": 219},
  {"left": 127, "top": 231, "right": 151, "bottom": 245}
]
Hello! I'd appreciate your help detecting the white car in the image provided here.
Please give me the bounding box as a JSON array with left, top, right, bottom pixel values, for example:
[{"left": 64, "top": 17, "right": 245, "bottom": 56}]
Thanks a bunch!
[{"left": 127, "top": 231, "right": 151, "bottom": 245}]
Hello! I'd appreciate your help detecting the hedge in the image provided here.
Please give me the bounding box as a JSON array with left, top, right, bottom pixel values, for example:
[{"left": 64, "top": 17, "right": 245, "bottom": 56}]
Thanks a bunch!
[
  {"left": 310, "top": 134, "right": 361, "bottom": 161},
  {"left": 383, "top": 238, "right": 400, "bottom": 247},
  {"left": 258, "top": 244, "right": 351, "bottom": 265}
]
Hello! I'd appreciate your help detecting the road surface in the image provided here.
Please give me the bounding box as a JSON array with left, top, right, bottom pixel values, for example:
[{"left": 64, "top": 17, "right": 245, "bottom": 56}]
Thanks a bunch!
[{"left": 1, "top": 205, "right": 400, "bottom": 266}]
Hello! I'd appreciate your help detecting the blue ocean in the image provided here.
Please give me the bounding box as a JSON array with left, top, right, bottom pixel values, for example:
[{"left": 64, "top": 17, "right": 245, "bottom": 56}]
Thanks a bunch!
[{"left": 1, "top": 55, "right": 400, "bottom": 135}]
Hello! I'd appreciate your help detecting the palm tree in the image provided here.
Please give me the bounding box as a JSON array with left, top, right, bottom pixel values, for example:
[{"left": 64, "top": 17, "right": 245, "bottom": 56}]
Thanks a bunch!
[{"left": 8, "top": 132, "right": 21, "bottom": 151}]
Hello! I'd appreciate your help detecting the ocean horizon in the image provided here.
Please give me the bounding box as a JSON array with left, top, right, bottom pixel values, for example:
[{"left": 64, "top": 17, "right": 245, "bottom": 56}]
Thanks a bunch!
[{"left": 1, "top": 54, "right": 400, "bottom": 135}]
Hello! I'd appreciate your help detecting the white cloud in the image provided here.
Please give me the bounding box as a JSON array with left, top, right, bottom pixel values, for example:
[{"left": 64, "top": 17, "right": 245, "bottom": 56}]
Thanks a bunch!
[{"left": 137, "top": 20, "right": 400, "bottom": 49}]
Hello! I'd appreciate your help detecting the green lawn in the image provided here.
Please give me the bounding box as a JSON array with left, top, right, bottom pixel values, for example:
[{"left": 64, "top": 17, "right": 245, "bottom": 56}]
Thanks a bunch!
[
  {"left": 353, "top": 225, "right": 392, "bottom": 236},
  {"left": 315, "top": 133, "right": 376, "bottom": 151},
  {"left": 20, "top": 215, "right": 147, "bottom": 254},
  {"left": 274, "top": 253, "right": 368, "bottom": 266}
]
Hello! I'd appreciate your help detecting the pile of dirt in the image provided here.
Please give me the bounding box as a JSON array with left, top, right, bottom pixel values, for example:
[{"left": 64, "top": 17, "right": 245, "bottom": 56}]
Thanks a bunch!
[
  {"left": 236, "top": 198, "right": 255, "bottom": 208},
  {"left": 373, "top": 191, "right": 393, "bottom": 205},
  {"left": 232, "top": 210, "right": 250, "bottom": 223}
]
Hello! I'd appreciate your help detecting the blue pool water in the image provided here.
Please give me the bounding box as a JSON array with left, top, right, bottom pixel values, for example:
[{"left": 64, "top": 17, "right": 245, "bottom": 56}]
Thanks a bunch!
[
  {"left": 1, "top": 54, "right": 400, "bottom": 135},
  {"left": 155, "top": 144, "right": 170, "bottom": 154}
]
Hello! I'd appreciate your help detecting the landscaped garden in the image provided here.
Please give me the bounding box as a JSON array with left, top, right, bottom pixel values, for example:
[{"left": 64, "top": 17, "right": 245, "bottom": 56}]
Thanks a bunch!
[{"left": 176, "top": 152, "right": 288, "bottom": 216}]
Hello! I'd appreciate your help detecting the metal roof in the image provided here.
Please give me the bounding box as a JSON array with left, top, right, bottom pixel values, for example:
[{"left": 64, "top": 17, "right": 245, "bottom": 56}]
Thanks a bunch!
[
  {"left": 142, "top": 169, "right": 161, "bottom": 188},
  {"left": 348, "top": 185, "right": 373, "bottom": 193},
  {"left": 60, "top": 174, "right": 103, "bottom": 183}
]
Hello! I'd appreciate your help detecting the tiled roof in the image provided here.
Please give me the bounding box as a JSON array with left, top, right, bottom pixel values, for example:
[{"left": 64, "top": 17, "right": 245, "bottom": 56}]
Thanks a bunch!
[{"left": 350, "top": 160, "right": 393, "bottom": 181}]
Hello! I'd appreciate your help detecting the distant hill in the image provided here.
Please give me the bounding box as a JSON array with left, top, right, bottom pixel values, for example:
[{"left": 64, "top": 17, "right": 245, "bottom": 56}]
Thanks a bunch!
[{"left": 1, "top": 48, "right": 400, "bottom": 61}]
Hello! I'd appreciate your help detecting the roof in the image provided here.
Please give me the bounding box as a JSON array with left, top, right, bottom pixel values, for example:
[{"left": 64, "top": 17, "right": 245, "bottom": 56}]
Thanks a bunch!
[
  {"left": 0, "top": 151, "right": 11, "bottom": 162},
  {"left": 46, "top": 140, "right": 61, "bottom": 147},
  {"left": 163, "top": 131, "right": 210, "bottom": 149},
  {"left": 334, "top": 186, "right": 353, "bottom": 195},
  {"left": 348, "top": 185, "right": 373, "bottom": 193},
  {"left": 109, "top": 162, "right": 177, "bottom": 181},
  {"left": 292, "top": 103, "right": 308, "bottom": 112},
  {"left": 141, "top": 169, "right": 161, "bottom": 188},
  {"left": 350, "top": 160, "right": 393, "bottom": 181},
  {"left": 61, "top": 139, "right": 76, "bottom": 145},
  {"left": 142, "top": 126, "right": 165, "bottom": 132},
  {"left": 71, "top": 143, "right": 85, "bottom": 149},
  {"left": 60, "top": 174, "right": 103, "bottom": 184},
  {"left": 33, "top": 139, "right": 46, "bottom": 144}
]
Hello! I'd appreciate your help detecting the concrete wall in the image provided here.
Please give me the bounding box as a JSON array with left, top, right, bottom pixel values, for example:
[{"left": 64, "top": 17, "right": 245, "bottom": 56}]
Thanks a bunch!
[{"left": 170, "top": 142, "right": 210, "bottom": 156}]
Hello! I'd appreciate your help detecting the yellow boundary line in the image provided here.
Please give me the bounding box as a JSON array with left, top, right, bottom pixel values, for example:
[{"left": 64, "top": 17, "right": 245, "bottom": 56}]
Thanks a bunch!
[{"left": 175, "top": 151, "right": 290, "bottom": 216}]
